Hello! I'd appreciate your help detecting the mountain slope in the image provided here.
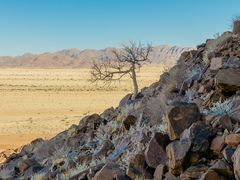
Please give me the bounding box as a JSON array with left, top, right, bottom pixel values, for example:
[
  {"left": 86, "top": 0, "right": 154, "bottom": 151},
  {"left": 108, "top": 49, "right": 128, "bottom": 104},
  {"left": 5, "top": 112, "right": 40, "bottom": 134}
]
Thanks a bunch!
[
  {"left": 1, "top": 30, "right": 240, "bottom": 179},
  {"left": 0, "top": 45, "right": 192, "bottom": 68}
]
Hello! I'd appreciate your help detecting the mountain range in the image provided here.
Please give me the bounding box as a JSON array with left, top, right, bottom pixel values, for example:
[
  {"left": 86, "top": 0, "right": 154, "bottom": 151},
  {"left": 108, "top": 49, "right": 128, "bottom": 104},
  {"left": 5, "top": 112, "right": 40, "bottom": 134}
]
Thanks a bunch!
[{"left": 0, "top": 45, "right": 193, "bottom": 68}]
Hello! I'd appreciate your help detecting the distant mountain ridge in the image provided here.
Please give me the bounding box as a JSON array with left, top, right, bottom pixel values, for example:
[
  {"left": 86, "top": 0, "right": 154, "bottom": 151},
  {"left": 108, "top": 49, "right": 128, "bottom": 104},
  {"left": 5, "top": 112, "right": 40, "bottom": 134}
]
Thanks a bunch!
[{"left": 0, "top": 45, "right": 193, "bottom": 68}]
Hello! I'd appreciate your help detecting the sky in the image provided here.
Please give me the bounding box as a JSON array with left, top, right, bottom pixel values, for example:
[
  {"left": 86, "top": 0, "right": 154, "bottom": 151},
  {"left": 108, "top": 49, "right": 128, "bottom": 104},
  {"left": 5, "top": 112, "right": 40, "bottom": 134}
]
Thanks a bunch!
[{"left": 0, "top": 0, "right": 239, "bottom": 56}]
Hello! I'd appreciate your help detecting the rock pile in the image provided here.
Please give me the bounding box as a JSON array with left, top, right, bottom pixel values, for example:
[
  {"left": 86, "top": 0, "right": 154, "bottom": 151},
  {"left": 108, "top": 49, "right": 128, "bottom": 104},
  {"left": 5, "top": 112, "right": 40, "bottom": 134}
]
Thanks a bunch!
[{"left": 0, "top": 29, "right": 240, "bottom": 179}]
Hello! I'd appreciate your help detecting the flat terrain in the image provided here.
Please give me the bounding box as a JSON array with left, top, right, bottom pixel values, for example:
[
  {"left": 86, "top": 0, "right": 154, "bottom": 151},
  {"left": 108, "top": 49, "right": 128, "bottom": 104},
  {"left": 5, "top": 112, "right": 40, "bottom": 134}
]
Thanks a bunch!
[{"left": 0, "top": 66, "right": 164, "bottom": 151}]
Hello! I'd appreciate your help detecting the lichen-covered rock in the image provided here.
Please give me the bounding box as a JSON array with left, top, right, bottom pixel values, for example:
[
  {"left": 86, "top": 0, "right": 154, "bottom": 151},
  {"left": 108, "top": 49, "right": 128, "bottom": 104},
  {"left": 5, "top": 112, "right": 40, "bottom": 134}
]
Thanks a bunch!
[{"left": 167, "top": 102, "right": 201, "bottom": 140}]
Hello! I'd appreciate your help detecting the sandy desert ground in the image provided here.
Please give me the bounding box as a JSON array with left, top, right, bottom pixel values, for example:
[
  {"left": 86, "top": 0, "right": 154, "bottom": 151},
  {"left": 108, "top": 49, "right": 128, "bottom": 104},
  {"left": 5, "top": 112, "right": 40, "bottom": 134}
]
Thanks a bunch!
[{"left": 0, "top": 66, "right": 164, "bottom": 151}]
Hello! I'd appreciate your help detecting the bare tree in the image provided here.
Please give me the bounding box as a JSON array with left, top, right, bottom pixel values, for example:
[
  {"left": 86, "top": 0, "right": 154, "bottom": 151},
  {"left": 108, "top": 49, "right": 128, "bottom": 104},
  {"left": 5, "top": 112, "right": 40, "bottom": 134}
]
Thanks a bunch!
[{"left": 90, "top": 41, "right": 153, "bottom": 100}]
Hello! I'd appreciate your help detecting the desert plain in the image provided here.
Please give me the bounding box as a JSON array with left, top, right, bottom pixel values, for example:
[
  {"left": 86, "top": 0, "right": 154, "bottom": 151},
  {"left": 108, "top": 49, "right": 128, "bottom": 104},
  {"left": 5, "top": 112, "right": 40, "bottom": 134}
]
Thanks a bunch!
[{"left": 0, "top": 66, "right": 164, "bottom": 151}]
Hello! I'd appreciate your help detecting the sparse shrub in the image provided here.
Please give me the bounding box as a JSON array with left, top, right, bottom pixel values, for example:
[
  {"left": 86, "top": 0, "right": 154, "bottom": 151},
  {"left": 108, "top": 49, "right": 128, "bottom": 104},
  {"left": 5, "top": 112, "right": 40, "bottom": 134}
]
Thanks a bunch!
[
  {"left": 203, "top": 97, "right": 240, "bottom": 117},
  {"left": 185, "top": 89, "right": 197, "bottom": 102}
]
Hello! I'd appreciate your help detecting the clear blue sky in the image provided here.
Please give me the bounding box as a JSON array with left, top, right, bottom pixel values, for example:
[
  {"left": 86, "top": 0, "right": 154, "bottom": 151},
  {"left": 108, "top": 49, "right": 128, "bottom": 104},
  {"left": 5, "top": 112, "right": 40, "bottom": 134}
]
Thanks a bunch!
[{"left": 0, "top": 0, "right": 239, "bottom": 56}]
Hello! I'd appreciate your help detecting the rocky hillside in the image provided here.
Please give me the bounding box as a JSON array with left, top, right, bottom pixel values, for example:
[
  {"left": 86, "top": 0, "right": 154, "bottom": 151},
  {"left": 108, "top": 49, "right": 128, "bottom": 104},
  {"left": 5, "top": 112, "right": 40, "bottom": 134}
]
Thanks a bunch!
[
  {"left": 1, "top": 27, "right": 240, "bottom": 179},
  {"left": 0, "top": 45, "right": 192, "bottom": 68}
]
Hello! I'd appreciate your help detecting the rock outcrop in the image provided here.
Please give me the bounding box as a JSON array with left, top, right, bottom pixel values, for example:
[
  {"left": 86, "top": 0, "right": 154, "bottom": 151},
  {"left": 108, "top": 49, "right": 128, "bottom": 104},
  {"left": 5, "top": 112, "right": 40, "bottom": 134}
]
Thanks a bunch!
[{"left": 0, "top": 28, "right": 240, "bottom": 180}]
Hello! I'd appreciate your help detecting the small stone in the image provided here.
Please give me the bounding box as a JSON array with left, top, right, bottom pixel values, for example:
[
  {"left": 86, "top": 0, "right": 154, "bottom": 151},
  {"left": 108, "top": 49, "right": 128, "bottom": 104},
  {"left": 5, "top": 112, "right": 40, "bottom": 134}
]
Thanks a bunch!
[
  {"left": 198, "top": 85, "right": 205, "bottom": 94},
  {"left": 94, "top": 140, "right": 114, "bottom": 157},
  {"left": 180, "top": 164, "right": 208, "bottom": 180},
  {"left": 163, "top": 172, "right": 179, "bottom": 180},
  {"left": 18, "top": 160, "right": 29, "bottom": 173},
  {"left": 115, "top": 174, "right": 131, "bottom": 180},
  {"left": 154, "top": 164, "right": 166, "bottom": 180},
  {"left": 210, "top": 57, "right": 223, "bottom": 71},
  {"left": 212, "top": 115, "right": 233, "bottom": 131},
  {"left": 92, "top": 163, "right": 124, "bottom": 180},
  {"left": 210, "top": 135, "right": 226, "bottom": 155},
  {"left": 200, "top": 170, "right": 222, "bottom": 180},
  {"left": 225, "top": 133, "right": 240, "bottom": 147},
  {"left": 123, "top": 115, "right": 136, "bottom": 130}
]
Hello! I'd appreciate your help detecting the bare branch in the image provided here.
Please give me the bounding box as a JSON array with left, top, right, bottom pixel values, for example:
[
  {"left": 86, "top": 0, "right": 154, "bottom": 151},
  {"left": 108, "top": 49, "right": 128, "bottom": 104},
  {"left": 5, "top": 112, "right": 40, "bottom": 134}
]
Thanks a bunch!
[{"left": 90, "top": 41, "right": 153, "bottom": 99}]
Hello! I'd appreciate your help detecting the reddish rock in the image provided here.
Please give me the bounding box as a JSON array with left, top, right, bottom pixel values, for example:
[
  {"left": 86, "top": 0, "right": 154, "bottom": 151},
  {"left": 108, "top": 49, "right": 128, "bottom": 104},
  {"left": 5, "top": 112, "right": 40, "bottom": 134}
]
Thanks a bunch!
[
  {"left": 145, "top": 133, "right": 169, "bottom": 168},
  {"left": 166, "top": 139, "right": 191, "bottom": 175},
  {"left": 225, "top": 133, "right": 240, "bottom": 147},
  {"left": 210, "top": 159, "right": 233, "bottom": 178},
  {"left": 18, "top": 160, "right": 29, "bottom": 173},
  {"left": 210, "top": 57, "right": 223, "bottom": 71},
  {"left": 216, "top": 68, "right": 240, "bottom": 93},
  {"left": 154, "top": 164, "right": 166, "bottom": 180},
  {"left": 127, "top": 153, "right": 153, "bottom": 179},
  {"left": 200, "top": 170, "right": 222, "bottom": 180},
  {"left": 180, "top": 165, "right": 208, "bottom": 180},
  {"left": 198, "top": 85, "right": 205, "bottom": 94},
  {"left": 100, "top": 107, "right": 117, "bottom": 121},
  {"left": 232, "top": 145, "right": 240, "bottom": 180},
  {"left": 95, "top": 140, "right": 114, "bottom": 157},
  {"left": 181, "top": 121, "right": 212, "bottom": 153},
  {"left": 123, "top": 115, "right": 136, "bottom": 130},
  {"left": 115, "top": 174, "right": 131, "bottom": 180},
  {"left": 167, "top": 102, "right": 201, "bottom": 140},
  {"left": 163, "top": 172, "right": 179, "bottom": 180},
  {"left": 210, "top": 135, "right": 226, "bottom": 155},
  {"left": 79, "top": 113, "right": 103, "bottom": 130},
  {"left": 92, "top": 163, "right": 124, "bottom": 180},
  {"left": 212, "top": 115, "right": 233, "bottom": 131}
]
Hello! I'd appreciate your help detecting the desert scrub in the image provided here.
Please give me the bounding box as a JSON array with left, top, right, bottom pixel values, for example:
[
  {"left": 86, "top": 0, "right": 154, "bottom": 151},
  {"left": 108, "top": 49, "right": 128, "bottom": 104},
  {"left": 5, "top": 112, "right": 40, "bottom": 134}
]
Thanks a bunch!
[
  {"left": 116, "top": 100, "right": 142, "bottom": 122},
  {"left": 185, "top": 89, "right": 197, "bottom": 102},
  {"left": 203, "top": 96, "right": 240, "bottom": 117}
]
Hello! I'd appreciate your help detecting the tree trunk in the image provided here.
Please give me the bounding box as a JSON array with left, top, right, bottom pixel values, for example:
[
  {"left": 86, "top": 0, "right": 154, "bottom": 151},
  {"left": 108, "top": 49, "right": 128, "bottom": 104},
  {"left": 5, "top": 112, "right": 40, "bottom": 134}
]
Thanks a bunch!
[{"left": 131, "top": 64, "right": 138, "bottom": 100}]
